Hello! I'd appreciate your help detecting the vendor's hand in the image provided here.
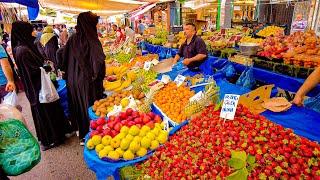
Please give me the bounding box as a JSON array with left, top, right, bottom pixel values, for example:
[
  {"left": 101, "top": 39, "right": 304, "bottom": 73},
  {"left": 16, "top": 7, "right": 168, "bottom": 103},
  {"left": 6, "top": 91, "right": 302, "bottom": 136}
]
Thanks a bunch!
[
  {"left": 292, "top": 94, "right": 304, "bottom": 106},
  {"left": 183, "top": 58, "right": 192, "bottom": 66},
  {"left": 5, "top": 81, "right": 16, "bottom": 92}
]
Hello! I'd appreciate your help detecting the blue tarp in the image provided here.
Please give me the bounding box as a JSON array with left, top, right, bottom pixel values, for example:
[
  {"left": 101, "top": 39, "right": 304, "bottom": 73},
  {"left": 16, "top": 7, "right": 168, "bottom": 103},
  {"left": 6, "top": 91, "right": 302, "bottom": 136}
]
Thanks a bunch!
[
  {"left": 57, "top": 80, "right": 69, "bottom": 117},
  {"left": 84, "top": 43, "right": 320, "bottom": 179},
  {"left": 0, "top": 0, "right": 39, "bottom": 20}
]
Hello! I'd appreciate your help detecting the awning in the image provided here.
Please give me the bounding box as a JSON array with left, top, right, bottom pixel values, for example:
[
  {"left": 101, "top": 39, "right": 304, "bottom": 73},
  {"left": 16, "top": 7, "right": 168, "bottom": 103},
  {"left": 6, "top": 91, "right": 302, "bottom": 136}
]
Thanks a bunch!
[
  {"left": 38, "top": 0, "right": 151, "bottom": 17},
  {"left": 131, "top": 2, "right": 156, "bottom": 18}
]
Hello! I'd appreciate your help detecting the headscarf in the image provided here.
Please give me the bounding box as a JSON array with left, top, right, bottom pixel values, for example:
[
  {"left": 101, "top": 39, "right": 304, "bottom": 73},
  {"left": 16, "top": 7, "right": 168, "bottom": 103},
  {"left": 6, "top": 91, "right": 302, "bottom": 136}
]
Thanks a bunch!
[
  {"left": 11, "top": 21, "right": 44, "bottom": 61},
  {"left": 65, "top": 11, "right": 105, "bottom": 81},
  {"left": 40, "top": 26, "right": 55, "bottom": 46}
]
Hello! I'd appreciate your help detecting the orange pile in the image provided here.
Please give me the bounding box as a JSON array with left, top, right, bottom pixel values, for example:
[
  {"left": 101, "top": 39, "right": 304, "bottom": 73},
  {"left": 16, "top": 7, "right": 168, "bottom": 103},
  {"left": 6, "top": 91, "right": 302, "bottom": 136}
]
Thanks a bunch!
[
  {"left": 123, "top": 54, "right": 159, "bottom": 68},
  {"left": 154, "top": 82, "right": 195, "bottom": 123}
]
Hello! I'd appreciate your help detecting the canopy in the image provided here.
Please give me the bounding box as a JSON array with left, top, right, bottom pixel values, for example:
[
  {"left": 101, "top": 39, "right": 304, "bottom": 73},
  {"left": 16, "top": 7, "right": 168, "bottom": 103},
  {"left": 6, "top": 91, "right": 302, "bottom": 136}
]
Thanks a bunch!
[{"left": 39, "top": 0, "right": 157, "bottom": 16}]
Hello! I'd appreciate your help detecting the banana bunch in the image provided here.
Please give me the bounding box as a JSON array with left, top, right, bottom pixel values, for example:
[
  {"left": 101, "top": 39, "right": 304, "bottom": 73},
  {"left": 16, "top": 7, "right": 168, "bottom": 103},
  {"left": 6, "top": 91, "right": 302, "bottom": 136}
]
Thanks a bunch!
[{"left": 104, "top": 65, "right": 137, "bottom": 92}]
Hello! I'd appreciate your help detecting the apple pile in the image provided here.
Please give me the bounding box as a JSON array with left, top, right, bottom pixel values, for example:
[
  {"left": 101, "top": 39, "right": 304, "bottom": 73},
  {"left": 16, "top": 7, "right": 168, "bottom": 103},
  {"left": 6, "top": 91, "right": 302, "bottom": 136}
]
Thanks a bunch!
[
  {"left": 137, "top": 105, "right": 320, "bottom": 179},
  {"left": 90, "top": 108, "right": 162, "bottom": 138}
]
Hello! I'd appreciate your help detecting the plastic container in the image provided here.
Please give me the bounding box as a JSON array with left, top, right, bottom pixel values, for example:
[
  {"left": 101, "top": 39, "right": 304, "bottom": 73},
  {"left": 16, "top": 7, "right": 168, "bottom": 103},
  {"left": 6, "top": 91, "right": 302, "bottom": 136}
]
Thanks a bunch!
[{"left": 239, "top": 43, "right": 260, "bottom": 56}]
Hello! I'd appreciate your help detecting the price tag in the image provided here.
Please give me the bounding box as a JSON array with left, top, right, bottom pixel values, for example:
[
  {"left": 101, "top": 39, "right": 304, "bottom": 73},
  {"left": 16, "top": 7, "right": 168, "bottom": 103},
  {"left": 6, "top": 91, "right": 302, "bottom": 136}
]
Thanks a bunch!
[
  {"left": 220, "top": 94, "right": 240, "bottom": 120},
  {"left": 161, "top": 75, "right": 171, "bottom": 84},
  {"left": 174, "top": 75, "right": 186, "bottom": 87},
  {"left": 189, "top": 91, "right": 204, "bottom": 102},
  {"left": 151, "top": 59, "right": 159, "bottom": 65},
  {"left": 163, "top": 117, "right": 170, "bottom": 132},
  {"left": 144, "top": 61, "right": 152, "bottom": 71}
]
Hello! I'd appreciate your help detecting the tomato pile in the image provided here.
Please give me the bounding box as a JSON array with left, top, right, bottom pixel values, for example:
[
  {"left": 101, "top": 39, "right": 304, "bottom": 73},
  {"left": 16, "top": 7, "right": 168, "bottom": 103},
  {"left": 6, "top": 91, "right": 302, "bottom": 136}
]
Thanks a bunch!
[{"left": 137, "top": 105, "right": 320, "bottom": 179}]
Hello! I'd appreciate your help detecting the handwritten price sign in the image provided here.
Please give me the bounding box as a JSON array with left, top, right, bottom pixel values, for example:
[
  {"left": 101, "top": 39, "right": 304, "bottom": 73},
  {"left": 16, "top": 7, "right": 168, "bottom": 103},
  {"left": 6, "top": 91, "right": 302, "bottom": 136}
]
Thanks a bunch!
[{"left": 220, "top": 94, "right": 240, "bottom": 120}]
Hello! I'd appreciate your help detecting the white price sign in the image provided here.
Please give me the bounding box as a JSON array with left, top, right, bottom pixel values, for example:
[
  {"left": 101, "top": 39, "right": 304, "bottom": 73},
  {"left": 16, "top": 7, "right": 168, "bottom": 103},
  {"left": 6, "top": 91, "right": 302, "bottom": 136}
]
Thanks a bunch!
[
  {"left": 220, "top": 94, "right": 240, "bottom": 120},
  {"left": 174, "top": 75, "right": 186, "bottom": 87},
  {"left": 161, "top": 75, "right": 171, "bottom": 84},
  {"left": 189, "top": 91, "right": 204, "bottom": 102},
  {"left": 144, "top": 61, "right": 152, "bottom": 71}
]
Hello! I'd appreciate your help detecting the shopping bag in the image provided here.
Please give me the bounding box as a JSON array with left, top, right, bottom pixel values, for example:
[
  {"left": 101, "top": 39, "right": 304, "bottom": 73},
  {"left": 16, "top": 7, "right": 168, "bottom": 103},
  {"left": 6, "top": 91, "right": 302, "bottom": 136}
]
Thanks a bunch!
[
  {"left": 0, "top": 119, "right": 41, "bottom": 176},
  {"left": 304, "top": 93, "right": 320, "bottom": 113},
  {"left": 3, "top": 91, "right": 18, "bottom": 107},
  {"left": 236, "top": 67, "right": 255, "bottom": 89},
  {"left": 39, "top": 67, "right": 59, "bottom": 103},
  {"left": 217, "top": 62, "right": 236, "bottom": 78}
]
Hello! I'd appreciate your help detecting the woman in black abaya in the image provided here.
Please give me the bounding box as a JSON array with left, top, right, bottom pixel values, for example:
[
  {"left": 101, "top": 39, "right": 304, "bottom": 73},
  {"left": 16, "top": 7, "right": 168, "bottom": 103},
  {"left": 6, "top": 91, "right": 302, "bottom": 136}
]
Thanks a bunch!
[
  {"left": 11, "top": 21, "right": 72, "bottom": 150},
  {"left": 61, "top": 12, "right": 105, "bottom": 144}
]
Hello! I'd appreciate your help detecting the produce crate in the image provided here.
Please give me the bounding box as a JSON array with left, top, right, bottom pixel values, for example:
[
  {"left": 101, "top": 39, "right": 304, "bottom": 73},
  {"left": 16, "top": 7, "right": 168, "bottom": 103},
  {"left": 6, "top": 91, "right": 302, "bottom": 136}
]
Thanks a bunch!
[
  {"left": 274, "top": 64, "right": 295, "bottom": 77},
  {"left": 253, "top": 58, "right": 275, "bottom": 71}
]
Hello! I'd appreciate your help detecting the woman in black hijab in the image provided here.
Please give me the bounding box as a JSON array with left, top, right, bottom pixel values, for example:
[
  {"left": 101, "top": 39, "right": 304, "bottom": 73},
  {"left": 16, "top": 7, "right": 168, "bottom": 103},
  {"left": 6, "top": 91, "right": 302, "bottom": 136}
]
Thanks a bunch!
[
  {"left": 61, "top": 12, "right": 105, "bottom": 144},
  {"left": 11, "top": 21, "right": 72, "bottom": 150}
]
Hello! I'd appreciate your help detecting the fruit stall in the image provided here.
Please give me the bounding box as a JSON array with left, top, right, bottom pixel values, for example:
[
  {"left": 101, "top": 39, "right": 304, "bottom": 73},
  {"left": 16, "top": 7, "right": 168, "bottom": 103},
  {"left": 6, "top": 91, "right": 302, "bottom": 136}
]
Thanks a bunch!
[{"left": 83, "top": 28, "right": 320, "bottom": 179}]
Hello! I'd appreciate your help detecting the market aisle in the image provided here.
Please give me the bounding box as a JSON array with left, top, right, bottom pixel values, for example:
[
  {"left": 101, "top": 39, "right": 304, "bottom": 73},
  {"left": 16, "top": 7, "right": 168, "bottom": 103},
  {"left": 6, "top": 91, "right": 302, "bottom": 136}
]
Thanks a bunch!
[{"left": 9, "top": 93, "right": 95, "bottom": 180}]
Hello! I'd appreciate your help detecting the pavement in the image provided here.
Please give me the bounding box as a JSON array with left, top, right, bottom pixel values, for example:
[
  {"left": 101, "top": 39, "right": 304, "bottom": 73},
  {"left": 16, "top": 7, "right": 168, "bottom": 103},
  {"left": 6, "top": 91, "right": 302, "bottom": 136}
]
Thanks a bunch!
[{"left": 9, "top": 93, "right": 96, "bottom": 180}]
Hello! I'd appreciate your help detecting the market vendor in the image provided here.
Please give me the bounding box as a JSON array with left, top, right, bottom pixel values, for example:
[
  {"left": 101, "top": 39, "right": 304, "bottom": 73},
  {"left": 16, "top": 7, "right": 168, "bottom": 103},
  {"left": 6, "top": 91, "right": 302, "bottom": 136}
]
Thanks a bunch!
[
  {"left": 172, "top": 23, "right": 207, "bottom": 71},
  {"left": 293, "top": 67, "right": 320, "bottom": 106}
]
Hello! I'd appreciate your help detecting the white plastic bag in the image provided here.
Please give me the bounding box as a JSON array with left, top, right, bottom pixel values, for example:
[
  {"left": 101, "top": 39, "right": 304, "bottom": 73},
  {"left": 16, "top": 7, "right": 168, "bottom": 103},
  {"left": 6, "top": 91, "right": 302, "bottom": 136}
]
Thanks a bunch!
[
  {"left": 39, "top": 67, "right": 59, "bottom": 103},
  {"left": 3, "top": 91, "right": 18, "bottom": 107}
]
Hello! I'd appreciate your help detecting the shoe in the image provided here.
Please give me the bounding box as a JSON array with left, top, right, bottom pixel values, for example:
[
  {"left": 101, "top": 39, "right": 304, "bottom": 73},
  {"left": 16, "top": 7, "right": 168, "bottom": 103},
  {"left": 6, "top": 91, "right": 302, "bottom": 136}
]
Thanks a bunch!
[
  {"left": 41, "top": 143, "right": 55, "bottom": 151},
  {"left": 65, "top": 131, "right": 76, "bottom": 138},
  {"left": 79, "top": 138, "right": 85, "bottom": 146}
]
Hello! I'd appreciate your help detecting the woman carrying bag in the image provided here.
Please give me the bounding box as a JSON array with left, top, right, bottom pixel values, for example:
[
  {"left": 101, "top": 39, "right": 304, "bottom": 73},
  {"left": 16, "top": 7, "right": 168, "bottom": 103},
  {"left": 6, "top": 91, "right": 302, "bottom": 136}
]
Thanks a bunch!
[{"left": 11, "top": 21, "right": 72, "bottom": 151}]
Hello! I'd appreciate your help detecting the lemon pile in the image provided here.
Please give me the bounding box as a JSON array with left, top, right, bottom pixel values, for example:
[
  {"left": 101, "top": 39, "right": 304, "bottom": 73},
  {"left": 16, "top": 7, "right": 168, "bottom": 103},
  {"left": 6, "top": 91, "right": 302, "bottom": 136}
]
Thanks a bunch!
[{"left": 86, "top": 123, "right": 168, "bottom": 161}]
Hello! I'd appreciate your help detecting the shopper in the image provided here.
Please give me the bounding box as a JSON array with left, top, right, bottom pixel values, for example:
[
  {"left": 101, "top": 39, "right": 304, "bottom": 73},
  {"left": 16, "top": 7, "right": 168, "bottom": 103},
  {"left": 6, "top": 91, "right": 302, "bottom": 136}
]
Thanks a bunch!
[
  {"left": 171, "top": 23, "right": 207, "bottom": 71},
  {"left": 293, "top": 67, "right": 320, "bottom": 106},
  {"left": 35, "top": 27, "right": 43, "bottom": 42},
  {"left": 112, "top": 24, "right": 125, "bottom": 44},
  {"left": 39, "top": 26, "right": 59, "bottom": 69},
  {"left": 60, "top": 25, "right": 68, "bottom": 46},
  {"left": 61, "top": 12, "right": 106, "bottom": 145},
  {"left": 138, "top": 20, "right": 145, "bottom": 35},
  {"left": 0, "top": 44, "right": 16, "bottom": 100},
  {"left": 11, "top": 21, "right": 72, "bottom": 150}
]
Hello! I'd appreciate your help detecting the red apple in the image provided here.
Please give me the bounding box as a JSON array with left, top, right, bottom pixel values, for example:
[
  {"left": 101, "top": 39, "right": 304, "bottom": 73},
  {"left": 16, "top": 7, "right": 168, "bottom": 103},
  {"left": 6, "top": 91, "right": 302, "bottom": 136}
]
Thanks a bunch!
[
  {"left": 102, "top": 129, "right": 111, "bottom": 136},
  {"left": 114, "top": 123, "right": 121, "bottom": 132},
  {"left": 115, "top": 117, "right": 121, "bottom": 122},
  {"left": 96, "top": 125, "right": 104, "bottom": 133},
  {"left": 154, "top": 115, "right": 162, "bottom": 123},
  {"left": 107, "top": 121, "right": 115, "bottom": 129},
  {"left": 90, "top": 121, "right": 98, "bottom": 130},
  {"left": 147, "top": 112, "right": 155, "bottom": 119},
  {"left": 126, "top": 116, "right": 133, "bottom": 122},
  {"left": 126, "top": 108, "right": 133, "bottom": 115},
  {"left": 128, "top": 121, "right": 135, "bottom": 127},
  {"left": 143, "top": 116, "right": 151, "bottom": 124},
  {"left": 111, "top": 130, "right": 118, "bottom": 137},
  {"left": 96, "top": 118, "right": 106, "bottom": 126},
  {"left": 132, "top": 111, "right": 140, "bottom": 118},
  {"left": 90, "top": 130, "right": 99, "bottom": 138},
  {"left": 119, "top": 112, "right": 127, "bottom": 120},
  {"left": 134, "top": 117, "right": 142, "bottom": 124},
  {"left": 109, "top": 115, "right": 115, "bottom": 121},
  {"left": 146, "top": 121, "right": 155, "bottom": 129}
]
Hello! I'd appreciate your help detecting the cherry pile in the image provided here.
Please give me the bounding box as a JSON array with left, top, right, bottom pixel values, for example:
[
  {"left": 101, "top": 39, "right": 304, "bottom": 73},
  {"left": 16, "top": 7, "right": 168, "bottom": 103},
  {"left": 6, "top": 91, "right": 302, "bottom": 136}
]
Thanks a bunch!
[{"left": 137, "top": 105, "right": 320, "bottom": 179}]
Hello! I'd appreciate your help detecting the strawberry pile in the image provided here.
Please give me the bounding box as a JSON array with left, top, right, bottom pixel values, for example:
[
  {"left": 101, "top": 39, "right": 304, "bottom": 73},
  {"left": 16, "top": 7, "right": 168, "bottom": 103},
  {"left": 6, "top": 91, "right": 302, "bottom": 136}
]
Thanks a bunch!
[{"left": 137, "top": 105, "right": 320, "bottom": 179}]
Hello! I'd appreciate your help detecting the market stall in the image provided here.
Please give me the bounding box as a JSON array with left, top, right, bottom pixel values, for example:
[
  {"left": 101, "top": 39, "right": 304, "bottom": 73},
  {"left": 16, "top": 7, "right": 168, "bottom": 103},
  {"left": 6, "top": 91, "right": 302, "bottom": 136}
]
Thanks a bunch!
[{"left": 83, "top": 34, "right": 320, "bottom": 179}]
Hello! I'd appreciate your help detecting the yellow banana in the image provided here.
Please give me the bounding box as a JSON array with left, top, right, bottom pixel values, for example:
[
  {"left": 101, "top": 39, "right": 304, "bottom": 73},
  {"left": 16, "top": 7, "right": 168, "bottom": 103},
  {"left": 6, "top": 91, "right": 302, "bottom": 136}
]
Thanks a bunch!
[
  {"left": 113, "top": 78, "right": 132, "bottom": 92},
  {"left": 104, "top": 80, "right": 122, "bottom": 91},
  {"left": 118, "top": 66, "right": 128, "bottom": 74}
]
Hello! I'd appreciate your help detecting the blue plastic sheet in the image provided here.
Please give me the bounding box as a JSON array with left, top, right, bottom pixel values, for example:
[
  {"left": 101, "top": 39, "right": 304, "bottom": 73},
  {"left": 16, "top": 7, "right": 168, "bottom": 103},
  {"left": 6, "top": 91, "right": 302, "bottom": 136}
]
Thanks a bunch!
[
  {"left": 262, "top": 106, "right": 320, "bottom": 142},
  {"left": 1, "top": 0, "right": 39, "bottom": 20},
  {"left": 304, "top": 93, "right": 320, "bottom": 113},
  {"left": 57, "top": 80, "right": 69, "bottom": 117}
]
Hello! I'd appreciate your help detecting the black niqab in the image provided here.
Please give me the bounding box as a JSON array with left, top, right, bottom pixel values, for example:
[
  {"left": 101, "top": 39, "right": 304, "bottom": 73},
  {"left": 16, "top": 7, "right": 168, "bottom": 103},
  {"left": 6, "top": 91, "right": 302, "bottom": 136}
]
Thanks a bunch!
[
  {"left": 62, "top": 12, "right": 106, "bottom": 139},
  {"left": 11, "top": 21, "right": 72, "bottom": 147}
]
